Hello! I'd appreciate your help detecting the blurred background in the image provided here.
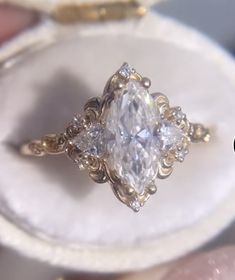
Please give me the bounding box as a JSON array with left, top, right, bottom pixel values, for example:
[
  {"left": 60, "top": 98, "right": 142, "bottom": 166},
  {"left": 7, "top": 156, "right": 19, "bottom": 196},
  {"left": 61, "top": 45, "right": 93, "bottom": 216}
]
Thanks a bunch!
[
  {"left": 0, "top": 1, "right": 235, "bottom": 279},
  {"left": 156, "top": 0, "right": 235, "bottom": 53}
]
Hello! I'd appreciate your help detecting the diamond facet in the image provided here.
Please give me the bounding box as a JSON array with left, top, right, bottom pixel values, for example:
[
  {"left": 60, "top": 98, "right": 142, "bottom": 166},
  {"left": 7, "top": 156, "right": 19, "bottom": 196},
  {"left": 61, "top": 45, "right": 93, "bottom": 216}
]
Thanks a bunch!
[
  {"left": 156, "top": 121, "right": 184, "bottom": 150},
  {"left": 176, "top": 148, "right": 189, "bottom": 162},
  {"left": 105, "top": 80, "right": 160, "bottom": 193},
  {"left": 118, "top": 63, "right": 135, "bottom": 79},
  {"left": 129, "top": 199, "right": 141, "bottom": 212},
  {"left": 73, "top": 123, "right": 105, "bottom": 157}
]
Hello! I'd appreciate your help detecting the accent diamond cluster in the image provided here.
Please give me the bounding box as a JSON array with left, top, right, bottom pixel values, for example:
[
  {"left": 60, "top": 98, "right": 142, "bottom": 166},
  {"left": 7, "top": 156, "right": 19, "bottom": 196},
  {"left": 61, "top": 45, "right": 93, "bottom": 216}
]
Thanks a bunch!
[{"left": 67, "top": 63, "right": 190, "bottom": 211}]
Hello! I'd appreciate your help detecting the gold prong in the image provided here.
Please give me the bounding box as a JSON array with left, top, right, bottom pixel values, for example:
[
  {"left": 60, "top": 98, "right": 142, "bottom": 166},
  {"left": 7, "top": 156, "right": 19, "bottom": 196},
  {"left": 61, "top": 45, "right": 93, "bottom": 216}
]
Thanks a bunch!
[
  {"left": 148, "top": 184, "right": 157, "bottom": 194},
  {"left": 141, "top": 77, "right": 151, "bottom": 88},
  {"left": 116, "top": 81, "right": 125, "bottom": 89},
  {"left": 125, "top": 186, "right": 135, "bottom": 196}
]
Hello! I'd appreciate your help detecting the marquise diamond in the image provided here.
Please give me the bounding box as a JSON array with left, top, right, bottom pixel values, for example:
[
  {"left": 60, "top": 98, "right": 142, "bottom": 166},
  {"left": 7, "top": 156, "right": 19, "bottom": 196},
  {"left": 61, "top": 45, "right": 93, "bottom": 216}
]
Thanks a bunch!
[{"left": 105, "top": 80, "right": 160, "bottom": 193}]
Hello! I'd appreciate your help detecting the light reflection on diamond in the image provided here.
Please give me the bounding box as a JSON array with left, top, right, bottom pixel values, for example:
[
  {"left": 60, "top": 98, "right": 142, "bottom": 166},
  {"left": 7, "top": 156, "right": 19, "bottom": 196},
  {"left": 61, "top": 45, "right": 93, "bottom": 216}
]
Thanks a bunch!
[
  {"left": 155, "top": 120, "right": 183, "bottom": 150},
  {"left": 129, "top": 199, "right": 141, "bottom": 212},
  {"left": 118, "top": 63, "right": 135, "bottom": 79},
  {"left": 105, "top": 80, "right": 159, "bottom": 193},
  {"left": 73, "top": 123, "right": 105, "bottom": 157}
]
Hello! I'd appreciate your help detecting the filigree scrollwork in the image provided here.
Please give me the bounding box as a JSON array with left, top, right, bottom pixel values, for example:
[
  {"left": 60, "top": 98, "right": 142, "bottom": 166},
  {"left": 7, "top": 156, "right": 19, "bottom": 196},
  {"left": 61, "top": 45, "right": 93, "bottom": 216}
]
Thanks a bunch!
[
  {"left": 88, "top": 158, "right": 109, "bottom": 184},
  {"left": 21, "top": 134, "right": 67, "bottom": 157},
  {"left": 21, "top": 63, "right": 210, "bottom": 211},
  {"left": 84, "top": 97, "right": 103, "bottom": 122},
  {"left": 65, "top": 64, "right": 209, "bottom": 211}
]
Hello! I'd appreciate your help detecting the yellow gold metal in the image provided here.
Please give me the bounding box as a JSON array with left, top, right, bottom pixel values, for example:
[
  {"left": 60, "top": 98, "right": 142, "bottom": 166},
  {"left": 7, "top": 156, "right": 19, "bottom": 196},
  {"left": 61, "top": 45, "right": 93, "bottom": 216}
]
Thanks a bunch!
[
  {"left": 53, "top": 0, "right": 147, "bottom": 23},
  {"left": 20, "top": 63, "right": 210, "bottom": 211},
  {"left": 20, "top": 134, "right": 66, "bottom": 157},
  {"left": 147, "top": 184, "right": 157, "bottom": 194},
  {"left": 189, "top": 123, "right": 211, "bottom": 143}
]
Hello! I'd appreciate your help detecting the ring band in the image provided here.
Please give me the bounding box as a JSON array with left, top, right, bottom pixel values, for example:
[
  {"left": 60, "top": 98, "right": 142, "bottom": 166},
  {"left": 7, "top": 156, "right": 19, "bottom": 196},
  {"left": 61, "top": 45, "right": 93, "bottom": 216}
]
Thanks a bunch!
[{"left": 21, "top": 63, "right": 210, "bottom": 212}]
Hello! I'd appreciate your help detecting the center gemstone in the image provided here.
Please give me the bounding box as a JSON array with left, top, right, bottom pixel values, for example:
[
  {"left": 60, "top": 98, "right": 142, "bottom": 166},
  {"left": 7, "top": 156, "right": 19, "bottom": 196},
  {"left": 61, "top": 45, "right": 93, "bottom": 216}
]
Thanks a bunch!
[{"left": 105, "top": 80, "right": 160, "bottom": 193}]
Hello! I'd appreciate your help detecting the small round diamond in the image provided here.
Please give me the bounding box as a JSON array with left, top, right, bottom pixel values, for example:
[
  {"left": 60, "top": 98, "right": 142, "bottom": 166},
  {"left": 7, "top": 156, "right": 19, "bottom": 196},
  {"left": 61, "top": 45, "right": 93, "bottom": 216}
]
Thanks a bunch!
[
  {"left": 176, "top": 148, "right": 189, "bottom": 162},
  {"left": 118, "top": 63, "right": 135, "bottom": 79},
  {"left": 129, "top": 199, "right": 141, "bottom": 212},
  {"left": 173, "top": 107, "right": 186, "bottom": 123}
]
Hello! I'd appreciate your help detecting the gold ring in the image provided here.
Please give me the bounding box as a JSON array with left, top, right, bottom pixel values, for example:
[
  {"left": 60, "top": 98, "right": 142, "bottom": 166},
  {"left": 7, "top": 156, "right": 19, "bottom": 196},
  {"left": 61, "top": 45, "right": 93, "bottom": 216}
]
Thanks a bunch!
[{"left": 20, "top": 63, "right": 210, "bottom": 212}]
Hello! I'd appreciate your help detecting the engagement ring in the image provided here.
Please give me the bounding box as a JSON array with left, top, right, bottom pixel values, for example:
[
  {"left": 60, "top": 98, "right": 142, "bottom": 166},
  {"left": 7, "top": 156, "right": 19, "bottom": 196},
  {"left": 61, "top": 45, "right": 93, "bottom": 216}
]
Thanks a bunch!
[{"left": 21, "top": 63, "right": 210, "bottom": 212}]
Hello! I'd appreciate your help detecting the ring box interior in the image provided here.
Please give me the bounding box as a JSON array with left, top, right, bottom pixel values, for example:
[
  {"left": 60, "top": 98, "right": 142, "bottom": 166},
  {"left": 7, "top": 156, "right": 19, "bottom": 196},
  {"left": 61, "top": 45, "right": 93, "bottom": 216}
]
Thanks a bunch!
[{"left": 0, "top": 0, "right": 235, "bottom": 273}]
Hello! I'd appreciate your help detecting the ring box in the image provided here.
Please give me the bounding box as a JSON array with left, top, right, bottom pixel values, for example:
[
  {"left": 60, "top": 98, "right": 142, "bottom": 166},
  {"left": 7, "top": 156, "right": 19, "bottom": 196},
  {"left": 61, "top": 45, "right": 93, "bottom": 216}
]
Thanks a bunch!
[{"left": 0, "top": 0, "right": 235, "bottom": 273}]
